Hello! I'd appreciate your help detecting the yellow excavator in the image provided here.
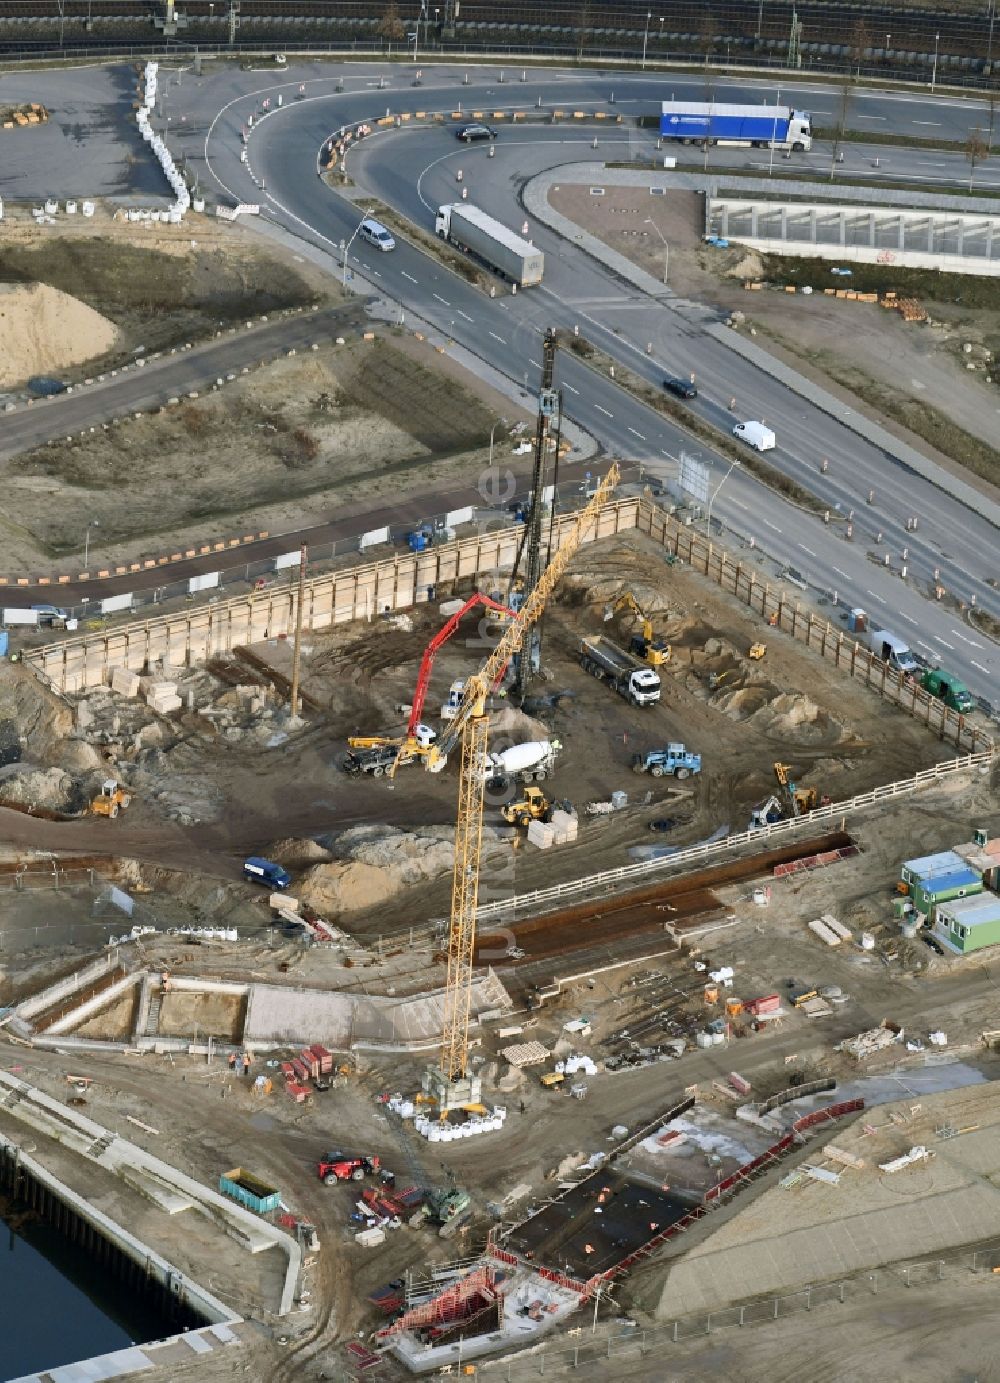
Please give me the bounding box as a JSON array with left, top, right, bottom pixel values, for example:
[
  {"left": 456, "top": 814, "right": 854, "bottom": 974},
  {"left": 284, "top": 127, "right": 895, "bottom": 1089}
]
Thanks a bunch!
[
  {"left": 603, "top": 592, "right": 670, "bottom": 668},
  {"left": 773, "top": 762, "right": 820, "bottom": 816}
]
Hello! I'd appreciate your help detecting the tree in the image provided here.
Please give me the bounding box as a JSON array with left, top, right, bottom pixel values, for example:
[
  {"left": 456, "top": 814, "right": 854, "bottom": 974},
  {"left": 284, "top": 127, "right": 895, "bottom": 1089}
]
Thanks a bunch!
[
  {"left": 966, "top": 128, "right": 989, "bottom": 191},
  {"left": 699, "top": 11, "right": 718, "bottom": 74},
  {"left": 987, "top": 83, "right": 998, "bottom": 155},
  {"left": 575, "top": 0, "right": 591, "bottom": 62},
  {"left": 377, "top": 0, "right": 405, "bottom": 47},
  {"left": 830, "top": 79, "right": 853, "bottom": 180},
  {"left": 847, "top": 17, "right": 869, "bottom": 81}
]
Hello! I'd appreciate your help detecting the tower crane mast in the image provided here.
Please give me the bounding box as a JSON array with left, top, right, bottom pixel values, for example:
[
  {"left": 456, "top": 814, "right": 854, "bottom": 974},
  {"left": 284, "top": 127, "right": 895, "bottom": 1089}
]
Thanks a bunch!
[{"left": 424, "top": 463, "right": 620, "bottom": 1114}]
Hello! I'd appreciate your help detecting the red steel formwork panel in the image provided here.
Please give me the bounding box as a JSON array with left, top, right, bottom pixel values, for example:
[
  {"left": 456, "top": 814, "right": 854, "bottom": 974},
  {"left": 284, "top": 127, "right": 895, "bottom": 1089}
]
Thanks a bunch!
[{"left": 376, "top": 1266, "right": 494, "bottom": 1341}]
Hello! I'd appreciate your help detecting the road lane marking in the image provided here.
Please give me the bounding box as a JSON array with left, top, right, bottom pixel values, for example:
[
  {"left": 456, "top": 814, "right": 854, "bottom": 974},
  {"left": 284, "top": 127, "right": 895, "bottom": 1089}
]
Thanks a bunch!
[
  {"left": 900, "top": 613, "right": 918, "bottom": 626},
  {"left": 627, "top": 427, "right": 646, "bottom": 439},
  {"left": 972, "top": 660, "right": 991, "bottom": 674},
  {"left": 797, "top": 543, "right": 817, "bottom": 556},
  {"left": 432, "top": 293, "right": 451, "bottom": 306},
  {"left": 913, "top": 120, "right": 941, "bottom": 126},
  {"left": 401, "top": 270, "right": 418, "bottom": 283},
  {"left": 564, "top": 383, "right": 580, "bottom": 394},
  {"left": 730, "top": 499, "right": 748, "bottom": 511},
  {"left": 832, "top": 566, "right": 849, "bottom": 579},
  {"left": 864, "top": 589, "right": 887, "bottom": 603},
  {"left": 456, "top": 309, "right": 474, "bottom": 322},
  {"left": 934, "top": 635, "right": 956, "bottom": 650},
  {"left": 488, "top": 331, "right": 507, "bottom": 344},
  {"left": 763, "top": 519, "right": 782, "bottom": 532},
  {"left": 595, "top": 405, "right": 614, "bottom": 417}
]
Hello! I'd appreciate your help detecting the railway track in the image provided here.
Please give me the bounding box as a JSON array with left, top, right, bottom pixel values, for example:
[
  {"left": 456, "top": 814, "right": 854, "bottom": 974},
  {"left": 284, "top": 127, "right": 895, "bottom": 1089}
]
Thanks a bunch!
[{"left": 0, "top": 0, "right": 992, "bottom": 82}]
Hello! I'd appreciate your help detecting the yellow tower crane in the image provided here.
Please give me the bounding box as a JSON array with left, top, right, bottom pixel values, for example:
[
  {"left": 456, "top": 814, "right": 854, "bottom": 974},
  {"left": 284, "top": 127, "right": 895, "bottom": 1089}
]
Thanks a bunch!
[{"left": 420, "top": 463, "right": 620, "bottom": 1115}]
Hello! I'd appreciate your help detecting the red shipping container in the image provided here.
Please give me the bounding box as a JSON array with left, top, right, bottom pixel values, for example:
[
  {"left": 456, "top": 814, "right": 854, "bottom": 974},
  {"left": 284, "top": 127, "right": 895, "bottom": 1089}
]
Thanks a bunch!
[
  {"left": 309, "top": 1044, "right": 334, "bottom": 1074},
  {"left": 291, "top": 1058, "right": 311, "bottom": 1082},
  {"left": 286, "top": 1081, "right": 310, "bottom": 1103},
  {"left": 746, "top": 994, "right": 781, "bottom": 1016},
  {"left": 300, "top": 1049, "right": 320, "bottom": 1079},
  {"left": 280, "top": 1061, "right": 295, "bottom": 1080}
]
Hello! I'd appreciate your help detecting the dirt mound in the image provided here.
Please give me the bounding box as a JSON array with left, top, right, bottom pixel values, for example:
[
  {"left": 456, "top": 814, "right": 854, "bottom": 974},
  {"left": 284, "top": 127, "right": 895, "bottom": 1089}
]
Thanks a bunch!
[
  {"left": 0, "top": 661, "right": 73, "bottom": 765},
  {"left": 489, "top": 707, "right": 551, "bottom": 743},
  {"left": 0, "top": 282, "right": 118, "bottom": 388},
  {"left": 267, "top": 837, "right": 334, "bottom": 867},
  {"left": 0, "top": 763, "right": 75, "bottom": 812},
  {"left": 753, "top": 691, "right": 838, "bottom": 742},
  {"left": 301, "top": 823, "right": 507, "bottom": 915},
  {"left": 717, "top": 686, "right": 771, "bottom": 719}
]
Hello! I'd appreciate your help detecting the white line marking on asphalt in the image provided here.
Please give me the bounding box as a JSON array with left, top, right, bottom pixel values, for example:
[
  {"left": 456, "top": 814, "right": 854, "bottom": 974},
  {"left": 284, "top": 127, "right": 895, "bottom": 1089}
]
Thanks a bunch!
[
  {"left": 660, "top": 449, "right": 672, "bottom": 457},
  {"left": 972, "top": 660, "right": 991, "bottom": 674},
  {"left": 900, "top": 613, "right": 918, "bottom": 626},
  {"left": 432, "top": 293, "right": 451, "bottom": 306},
  {"left": 564, "top": 383, "right": 580, "bottom": 394},
  {"left": 864, "top": 589, "right": 887, "bottom": 603},
  {"left": 934, "top": 636, "right": 956, "bottom": 650},
  {"left": 456, "top": 309, "right": 474, "bottom": 322},
  {"left": 730, "top": 499, "right": 748, "bottom": 511},
  {"left": 832, "top": 566, "right": 849, "bottom": 579},
  {"left": 628, "top": 427, "right": 646, "bottom": 439},
  {"left": 595, "top": 405, "right": 613, "bottom": 417},
  {"left": 763, "top": 519, "right": 782, "bottom": 532},
  {"left": 488, "top": 331, "right": 507, "bottom": 344},
  {"left": 797, "top": 543, "right": 817, "bottom": 556},
  {"left": 913, "top": 120, "right": 941, "bottom": 126},
  {"left": 401, "top": 271, "right": 418, "bottom": 283}
]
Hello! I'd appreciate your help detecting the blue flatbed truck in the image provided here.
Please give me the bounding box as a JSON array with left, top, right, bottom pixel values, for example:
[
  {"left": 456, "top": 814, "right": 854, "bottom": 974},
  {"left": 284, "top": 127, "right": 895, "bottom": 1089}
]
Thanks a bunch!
[{"left": 660, "top": 101, "right": 812, "bottom": 152}]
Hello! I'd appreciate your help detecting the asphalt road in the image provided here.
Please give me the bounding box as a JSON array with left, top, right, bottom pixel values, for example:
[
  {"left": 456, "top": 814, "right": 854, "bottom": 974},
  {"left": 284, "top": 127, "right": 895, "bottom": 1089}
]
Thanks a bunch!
[
  {"left": 0, "top": 303, "right": 366, "bottom": 469},
  {"left": 4, "top": 60, "right": 1000, "bottom": 700}
]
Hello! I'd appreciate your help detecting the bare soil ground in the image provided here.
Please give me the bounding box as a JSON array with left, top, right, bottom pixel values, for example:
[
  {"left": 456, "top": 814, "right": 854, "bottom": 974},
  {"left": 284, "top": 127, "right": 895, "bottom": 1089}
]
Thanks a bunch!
[
  {"left": 0, "top": 212, "right": 328, "bottom": 388},
  {"left": 549, "top": 183, "right": 1000, "bottom": 498},
  {"left": 267, "top": 527, "right": 954, "bottom": 937},
  {"left": 7, "top": 334, "right": 523, "bottom": 558}
]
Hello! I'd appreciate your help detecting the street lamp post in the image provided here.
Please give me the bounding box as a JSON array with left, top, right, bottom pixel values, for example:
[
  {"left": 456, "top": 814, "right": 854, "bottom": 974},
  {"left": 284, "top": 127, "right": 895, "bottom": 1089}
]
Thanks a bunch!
[
  {"left": 84, "top": 520, "right": 99, "bottom": 569},
  {"left": 642, "top": 9, "right": 652, "bottom": 69},
  {"left": 768, "top": 87, "right": 780, "bottom": 176},
  {"left": 645, "top": 218, "right": 669, "bottom": 282},
  {"left": 342, "top": 209, "right": 373, "bottom": 285},
  {"left": 488, "top": 421, "right": 501, "bottom": 468},
  {"left": 706, "top": 459, "right": 739, "bottom": 536},
  {"left": 931, "top": 31, "right": 940, "bottom": 91}
]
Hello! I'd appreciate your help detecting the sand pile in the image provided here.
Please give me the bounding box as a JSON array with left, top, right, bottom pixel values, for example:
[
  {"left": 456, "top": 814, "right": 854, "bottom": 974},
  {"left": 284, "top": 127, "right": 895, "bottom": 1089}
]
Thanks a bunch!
[{"left": 0, "top": 281, "right": 119, "bottom": 387}]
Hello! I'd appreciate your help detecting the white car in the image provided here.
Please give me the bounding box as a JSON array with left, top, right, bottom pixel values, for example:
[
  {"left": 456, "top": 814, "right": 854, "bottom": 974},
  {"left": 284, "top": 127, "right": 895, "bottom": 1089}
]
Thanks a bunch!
[{"left": 733, "top": 421, "right": 776, "bottom": 452}]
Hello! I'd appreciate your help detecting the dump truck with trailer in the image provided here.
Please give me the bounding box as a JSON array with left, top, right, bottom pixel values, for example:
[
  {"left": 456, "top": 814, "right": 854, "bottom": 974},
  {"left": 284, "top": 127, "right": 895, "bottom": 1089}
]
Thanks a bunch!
[
  {"left": 632, "top": 744, "right": 701, "bottom": 778},
  {"left": 435, "top": 203, "right": 544, "bottom": 287},
  {"left": 579, "top": 635, "right": 661, "bottom": 706},
  {"left": 660, "top": 101, "right": 812, "bottom": 151}
]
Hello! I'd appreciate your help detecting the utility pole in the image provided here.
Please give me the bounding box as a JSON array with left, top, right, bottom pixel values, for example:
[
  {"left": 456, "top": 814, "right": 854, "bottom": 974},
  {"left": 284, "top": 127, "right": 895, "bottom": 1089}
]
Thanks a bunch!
[{"left": 289, "top": 544, "right": 308, "bottom": 720}]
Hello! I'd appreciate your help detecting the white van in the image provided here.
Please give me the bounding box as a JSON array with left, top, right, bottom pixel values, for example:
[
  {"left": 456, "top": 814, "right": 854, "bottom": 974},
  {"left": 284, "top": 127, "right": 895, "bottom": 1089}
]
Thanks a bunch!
[
  {"left": 867, "top": 627, "right": 919, "bottom": 674},
  {"left": 732, "top": 420, "right": 776, "bottom": 452},
  {"left": 358, "top": 217, "right": 395, "bottom": 252}
]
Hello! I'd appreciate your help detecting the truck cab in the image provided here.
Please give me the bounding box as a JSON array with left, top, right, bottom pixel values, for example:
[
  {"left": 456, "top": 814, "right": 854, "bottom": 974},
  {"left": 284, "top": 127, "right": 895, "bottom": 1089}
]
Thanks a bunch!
[{"left": 629, "top": 668, "right": 661, "bottom": 706}]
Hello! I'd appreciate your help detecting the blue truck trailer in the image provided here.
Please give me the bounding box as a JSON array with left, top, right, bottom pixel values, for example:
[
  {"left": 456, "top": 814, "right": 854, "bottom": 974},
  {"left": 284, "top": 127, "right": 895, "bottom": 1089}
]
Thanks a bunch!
[{"left": 660, "top": 102, "right": 812, "bottom": 151}]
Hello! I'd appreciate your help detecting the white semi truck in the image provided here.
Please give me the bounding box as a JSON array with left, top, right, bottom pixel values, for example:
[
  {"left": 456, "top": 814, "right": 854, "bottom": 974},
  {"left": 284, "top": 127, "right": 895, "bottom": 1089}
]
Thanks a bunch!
[
  {"left": 435, "top": 203, "right": 544, "bottom": 287},
  {"left": 579, "top": 636, "right": 661, "bottom": 707}
]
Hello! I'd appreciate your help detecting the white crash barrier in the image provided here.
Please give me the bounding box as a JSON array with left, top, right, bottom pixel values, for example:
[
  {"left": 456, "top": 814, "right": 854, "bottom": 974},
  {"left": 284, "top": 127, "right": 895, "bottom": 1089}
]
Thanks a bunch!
[{"left": 136, "top": 63, "right": 190, "bottom": 224}]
